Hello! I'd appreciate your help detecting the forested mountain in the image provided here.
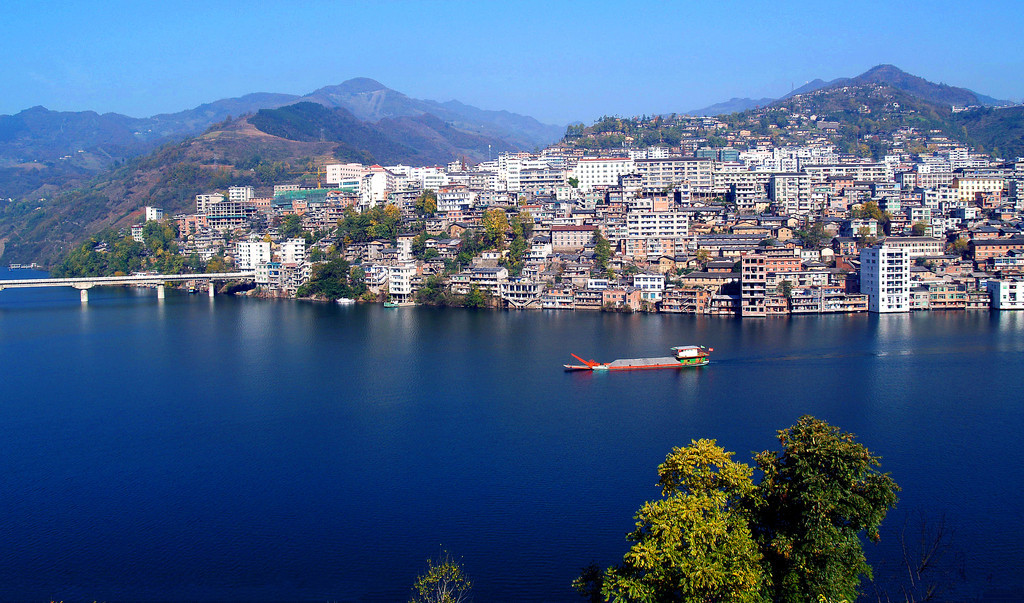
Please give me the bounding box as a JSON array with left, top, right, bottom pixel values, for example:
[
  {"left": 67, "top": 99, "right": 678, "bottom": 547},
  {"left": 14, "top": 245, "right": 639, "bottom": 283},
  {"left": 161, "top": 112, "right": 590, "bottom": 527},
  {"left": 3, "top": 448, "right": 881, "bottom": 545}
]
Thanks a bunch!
[
  {"left": 0, "top": 79, "right": 560, "bottom": 202},
  {"left": 688, "top": 64, "right": 1013, "bottom": 117}
]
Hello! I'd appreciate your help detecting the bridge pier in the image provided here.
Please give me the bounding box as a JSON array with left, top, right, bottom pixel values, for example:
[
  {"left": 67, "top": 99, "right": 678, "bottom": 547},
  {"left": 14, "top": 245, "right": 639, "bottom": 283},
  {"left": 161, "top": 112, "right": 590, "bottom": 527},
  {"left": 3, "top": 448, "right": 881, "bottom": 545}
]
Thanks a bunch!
[
  {"left": 80, "top": 288, "right": 88, "bottom": 304},
  {"left": 157, "top": 284, "right": 165, "bottom": 300},
  {"left": 208, "top": 282, "right": 215, "bottom": 297}
]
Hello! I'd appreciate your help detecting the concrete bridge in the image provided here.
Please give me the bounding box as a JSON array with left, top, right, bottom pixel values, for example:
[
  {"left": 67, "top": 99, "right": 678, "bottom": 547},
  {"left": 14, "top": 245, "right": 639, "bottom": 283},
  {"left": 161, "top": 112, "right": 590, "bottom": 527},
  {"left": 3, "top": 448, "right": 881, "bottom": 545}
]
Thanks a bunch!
[{"left": 0, "top": 272, "right": 256, "bottom": 303}]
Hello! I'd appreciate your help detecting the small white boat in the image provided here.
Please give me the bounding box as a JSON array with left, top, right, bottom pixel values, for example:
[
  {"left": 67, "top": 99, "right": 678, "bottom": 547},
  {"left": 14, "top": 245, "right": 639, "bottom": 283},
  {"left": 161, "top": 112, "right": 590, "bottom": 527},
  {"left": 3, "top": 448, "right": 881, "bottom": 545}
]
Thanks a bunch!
[{"left": 336, "top": 297, "right": 356, "bottom": 305}]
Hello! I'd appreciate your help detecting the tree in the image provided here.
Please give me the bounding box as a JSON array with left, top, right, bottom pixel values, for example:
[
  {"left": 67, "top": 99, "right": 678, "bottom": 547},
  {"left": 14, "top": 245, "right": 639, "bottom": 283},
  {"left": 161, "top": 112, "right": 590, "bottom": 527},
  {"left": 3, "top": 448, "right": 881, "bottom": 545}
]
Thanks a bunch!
[
  {"left": 695, "top": 249, "right": 711, "bottom": 267},
  {"left": 795, "top": 222, "right": 829, "bottom": 251},
  {"left": 280, "top": 214, "right": 303, "bottom": 239},
  {"left": 462, "top": 286, "right": 489, "bottom": 308},
  {"left": 415, "top": 190, "right": 438, "bottom": 215},
  {"left": 589, "top": 439, "right": 768, "bottom": 603},
  {"left": 482, "top": 208, "right": 510, "bottom": 249},
  {"left": 593, "top": 228, "right": 612, "bottom": 270},
  {"left": 568, "top": 176, "right": 580, "bottom": 188},
  {"left": 777, "top": 279, "right": 793, "bottom": 299},
  {"left": 409, "top": 550, "right": 472, "bottom": 603},
  {"left": 946, "top": 238, "right": 968, "bottom": 257},
  {"left": 753, "top": 416, "right": 900, "bottom": 603},
  {"left": 911, "top": 221, "right": 929, "bottom": 236},
  {"left": 857, "top": 226, "right": 878, "bottom": 248},
  {"left": 579, "top": 418, "right": 899, "bottom": 603}
]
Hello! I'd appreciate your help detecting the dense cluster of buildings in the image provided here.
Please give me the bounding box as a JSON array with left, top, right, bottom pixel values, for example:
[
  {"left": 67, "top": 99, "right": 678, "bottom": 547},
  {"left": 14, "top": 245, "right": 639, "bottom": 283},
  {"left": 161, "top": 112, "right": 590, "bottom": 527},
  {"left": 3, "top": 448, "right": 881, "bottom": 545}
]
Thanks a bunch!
[{"left": 132, "top": 130, "right": 1024, "bottom": 314}]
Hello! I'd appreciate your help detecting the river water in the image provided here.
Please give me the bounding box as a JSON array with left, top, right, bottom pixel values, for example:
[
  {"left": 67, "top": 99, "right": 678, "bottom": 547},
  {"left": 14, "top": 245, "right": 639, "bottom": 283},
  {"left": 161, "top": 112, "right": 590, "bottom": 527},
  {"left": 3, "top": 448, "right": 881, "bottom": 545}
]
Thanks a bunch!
[{"left": 1, "top": 268, "right": 1022, "bottom": 601}]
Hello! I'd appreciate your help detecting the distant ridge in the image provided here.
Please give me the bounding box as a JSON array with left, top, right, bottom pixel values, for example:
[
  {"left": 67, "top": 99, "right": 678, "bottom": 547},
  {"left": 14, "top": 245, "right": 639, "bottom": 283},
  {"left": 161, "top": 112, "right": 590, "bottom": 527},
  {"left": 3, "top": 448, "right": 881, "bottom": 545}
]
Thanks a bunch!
[
  {"left": 0, "top": 78, "right": 561, "bottom": 189},
  {"left": 686, "top": 97, "right": 776, "bottom": 116},
  {"left": 688, "top": 64, "right": 1014, "bottom": 116}
]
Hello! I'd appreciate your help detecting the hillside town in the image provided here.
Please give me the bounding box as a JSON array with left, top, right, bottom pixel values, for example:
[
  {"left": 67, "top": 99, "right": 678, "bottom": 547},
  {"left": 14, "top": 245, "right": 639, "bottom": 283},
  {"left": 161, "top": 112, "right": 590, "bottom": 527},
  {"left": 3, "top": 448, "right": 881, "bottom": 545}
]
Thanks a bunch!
[{"left": 118, "top": 117, "right": 1024, "bottom": 315}]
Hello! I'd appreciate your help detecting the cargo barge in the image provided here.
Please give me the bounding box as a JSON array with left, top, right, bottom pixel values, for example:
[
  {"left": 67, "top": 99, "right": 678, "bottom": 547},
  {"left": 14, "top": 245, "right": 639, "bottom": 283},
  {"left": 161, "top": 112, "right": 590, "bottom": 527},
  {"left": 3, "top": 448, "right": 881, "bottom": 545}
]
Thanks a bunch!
[{"left": 564, "top": 345, "right": 712, "bottom": 372}]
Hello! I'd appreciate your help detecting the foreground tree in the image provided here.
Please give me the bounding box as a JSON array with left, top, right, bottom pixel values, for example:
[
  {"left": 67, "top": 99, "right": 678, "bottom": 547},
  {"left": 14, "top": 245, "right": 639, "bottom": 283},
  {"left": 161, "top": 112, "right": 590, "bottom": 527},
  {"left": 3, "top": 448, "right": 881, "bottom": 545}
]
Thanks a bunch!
[
  {"left": 585, "top": 439, "right": 768, "bottom": 603},
  {"left": 578, "top": 417, "right": 898, "bottom": 603},
  {"left": 410, "top": 550, "right": 472, "bottom": 603},
  {"left": 753, "top": 416, "right": 899, "bottom": 603}
]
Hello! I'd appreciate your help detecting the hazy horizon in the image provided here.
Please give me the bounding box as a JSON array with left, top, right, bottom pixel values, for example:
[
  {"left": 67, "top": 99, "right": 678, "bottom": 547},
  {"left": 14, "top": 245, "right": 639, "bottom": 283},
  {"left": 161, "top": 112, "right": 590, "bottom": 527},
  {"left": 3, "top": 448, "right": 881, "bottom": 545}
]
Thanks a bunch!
[{"left": 2, "top": 0, "right": 1020, "bottom": 125}]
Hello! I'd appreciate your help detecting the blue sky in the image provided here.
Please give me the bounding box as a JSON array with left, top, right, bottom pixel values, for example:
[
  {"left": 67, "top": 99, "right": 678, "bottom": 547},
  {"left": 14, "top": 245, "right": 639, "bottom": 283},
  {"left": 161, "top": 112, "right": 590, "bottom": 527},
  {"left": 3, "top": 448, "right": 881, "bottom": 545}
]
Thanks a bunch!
[{"left": 1, "top": 0, "right": 1020, "bottom": 125}]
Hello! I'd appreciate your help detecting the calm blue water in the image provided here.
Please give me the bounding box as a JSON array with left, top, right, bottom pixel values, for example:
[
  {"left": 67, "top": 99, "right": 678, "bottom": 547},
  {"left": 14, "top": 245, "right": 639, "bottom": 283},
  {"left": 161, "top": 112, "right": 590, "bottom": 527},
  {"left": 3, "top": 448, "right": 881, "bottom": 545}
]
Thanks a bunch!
[{"left": 1, "top": 268, "right": 1022, "bottom": 601}]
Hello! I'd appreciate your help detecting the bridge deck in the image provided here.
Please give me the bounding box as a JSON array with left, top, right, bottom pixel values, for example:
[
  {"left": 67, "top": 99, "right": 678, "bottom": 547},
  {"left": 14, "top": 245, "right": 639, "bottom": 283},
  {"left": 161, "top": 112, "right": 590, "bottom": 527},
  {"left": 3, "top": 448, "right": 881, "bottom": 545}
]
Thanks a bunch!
[{"left": 0, "top": 272, "right": 255, "bottom": 288}]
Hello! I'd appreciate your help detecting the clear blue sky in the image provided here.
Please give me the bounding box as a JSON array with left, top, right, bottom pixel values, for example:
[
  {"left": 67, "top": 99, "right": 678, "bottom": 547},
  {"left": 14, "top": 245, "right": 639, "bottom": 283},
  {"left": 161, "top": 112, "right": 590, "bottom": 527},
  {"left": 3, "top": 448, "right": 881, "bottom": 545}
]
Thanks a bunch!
[{"left": 1, "top": 0, "right": 1020, "bottom": 125}]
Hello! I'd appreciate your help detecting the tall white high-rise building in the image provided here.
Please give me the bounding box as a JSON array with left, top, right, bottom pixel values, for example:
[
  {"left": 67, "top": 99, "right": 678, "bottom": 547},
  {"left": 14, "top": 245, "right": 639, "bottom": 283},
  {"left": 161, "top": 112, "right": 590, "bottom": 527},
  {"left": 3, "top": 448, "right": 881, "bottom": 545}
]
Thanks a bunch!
[{"left": 860, "top": 244, "right": 910, "bottom": 313}]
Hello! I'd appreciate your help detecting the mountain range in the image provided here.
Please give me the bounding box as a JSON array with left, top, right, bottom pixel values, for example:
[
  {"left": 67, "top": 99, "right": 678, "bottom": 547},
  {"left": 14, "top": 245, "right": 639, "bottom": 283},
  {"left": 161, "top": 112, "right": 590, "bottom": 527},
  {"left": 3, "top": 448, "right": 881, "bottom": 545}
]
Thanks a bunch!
[
  {"left": 0, "top": 79, "right": 563, "bottom": 197},
  {"left": 687, "top": 64, "right": 1014, "bottom": 116}
]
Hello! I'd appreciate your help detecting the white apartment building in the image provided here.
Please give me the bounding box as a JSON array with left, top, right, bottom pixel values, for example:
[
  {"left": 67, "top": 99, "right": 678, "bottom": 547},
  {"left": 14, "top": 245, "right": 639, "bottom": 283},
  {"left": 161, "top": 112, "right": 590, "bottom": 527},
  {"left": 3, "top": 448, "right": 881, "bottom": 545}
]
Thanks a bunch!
[
  {"left": 229, "top": 186, "right": 254, "bottom": 203},
  {"left": 770, "top": 173, "right": 812, "bottom": 216},
  {"left": 436, "top": 188, "right": 478, "bottom": 213},
  {"left": 571, "top": 158, "right": 635, "bottom": 192},
  {"left": 360, "top": 166, "right": 396, "bottom": 208},
  {"left": 325, "top": 163, "right": 366, "bottom": 186},
  {"left": 235, "top": 240, "right": 271, "bottom": 271},
  {"left": 144, "top": 206, "right": 164, "bottom": 222},
  {"left": 987, "top": 279, "right": 1024, "bottom": 310},
  {"left": 633, "top": 273, "right": 666, "bottom": 303},
  {"left": 387, "top": 262, "right": 417, "bottom": 304},
  {"left": 860, "top": 244, "right": 911, "bottom": 313},
  {"left": 634, "top": 158, "right": 713, "bottom": 194},
  {"left": 279, "top": 238, "right": 306, "bottom": 264},
  {"left": 196, "top": 193, "right": 226, "bottom": 213},
  {"left": 625, "top": 211, "right": 689, "bottom": 239},
  {"left": 952, "top": 176, "right": 1004, "bottom": 203}
]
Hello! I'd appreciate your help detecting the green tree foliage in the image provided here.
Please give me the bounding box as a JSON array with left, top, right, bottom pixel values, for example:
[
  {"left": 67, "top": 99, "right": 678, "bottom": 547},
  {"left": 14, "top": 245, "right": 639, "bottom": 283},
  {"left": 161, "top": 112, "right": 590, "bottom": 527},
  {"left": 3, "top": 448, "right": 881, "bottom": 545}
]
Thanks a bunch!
[
  {"left": 52, "top": 228, "right": 203, "bottom": 278},
  {"left": 857, "top": 226, "right": 878, "bottom": 248},
  {"left": 335, "top": 205, "right": 401, "bottom": 243},
  {"left": 295, "top": 258, "right": 367, "bottom": 299},
  {"left": 415, "top": 190, "right": 438, "bottom": 215},
  {"left": 504, "top": 234, "right": 527, "bottom": 277},
  {"left": 590, "top": 439, "right": 768, "bottom": 603},
  {"left": 753, "top": 416, "right": 900, "bottom": 603},
  {"left": 947, "top": 238, "right": 969, "bottom": 257},
  {"left": 911, "top": 221, "right": 929, "bottom": 236},
  {"left": 369, "top": 204, "right": 402, "bottom": 241},
  {"left": 415, "top": 273, "right": 455, "bottom": 306},
  {"left": 482, "top": 208, "right": 510, "bottom": 249},
  {"left": 582, "top": 417, "right": 899, "bottom": 603},
  {"left": 409, "top": 550, "right": 472, "bottom": 603},
  {"left": 795, "top": 222, "right": 829, "bottom": 251},
  {"left": 455, "top": 230, "right": 485, "bottom": 268},
  {"left": 280, "top": 214, "right": 303, "bottom": 239},
  {"left": 462, "top": 285, "right": 489, "bottom": 308},
  {"left": 593, "top": 228, "right": 612, "bottom": 271}
]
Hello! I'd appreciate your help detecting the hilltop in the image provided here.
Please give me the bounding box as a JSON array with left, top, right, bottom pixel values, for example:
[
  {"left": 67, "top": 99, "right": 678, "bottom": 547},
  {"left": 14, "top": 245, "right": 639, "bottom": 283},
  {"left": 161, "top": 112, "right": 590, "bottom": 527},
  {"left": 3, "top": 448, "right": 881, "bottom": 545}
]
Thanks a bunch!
[
  {"left": 687, "top": 64, "right": 1013, "bottom": 116},
  {"left": 574, "top": 66, "right": 1021, "bottom": 160}
]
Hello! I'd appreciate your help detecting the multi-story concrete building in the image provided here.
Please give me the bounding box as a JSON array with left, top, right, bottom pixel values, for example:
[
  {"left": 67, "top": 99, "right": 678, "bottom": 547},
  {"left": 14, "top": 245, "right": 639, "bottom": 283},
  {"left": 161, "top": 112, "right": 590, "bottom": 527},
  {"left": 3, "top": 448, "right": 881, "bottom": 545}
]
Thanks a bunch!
[
  {"left": 325, "top": 163, "right": 366, "bottom": 186},
  {"left": 571, "top": 158, "right": 635, "bottom": 192},
  {"left": 229, "top": 186, "right": 254, "bottom": 203},
  {"left": 144, "top": 206, "right": 164, "bottom": 222},
  {"left": 387, "top": 262, "right": 417, "bottom": 304},
  {"left": 860, "top": 244, "right": 911, "bottom": 313},
  {"left": 279, "top": 238, "right": 306, "bottom": 265},
  {"left": 235, "top": 240, "right": 271, "bottom": 271},
  {"left": 987, "top": 279, "right": 1024, "bottom": 310},
  {"left": 634, "top": 158, "right": 713, "bottom": 194},
  {"left": 770, "top": 173, "right": 812, "bottom": 215},
  {"left": 550, "top": 225, "right": 595, "bottom": 251}
]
